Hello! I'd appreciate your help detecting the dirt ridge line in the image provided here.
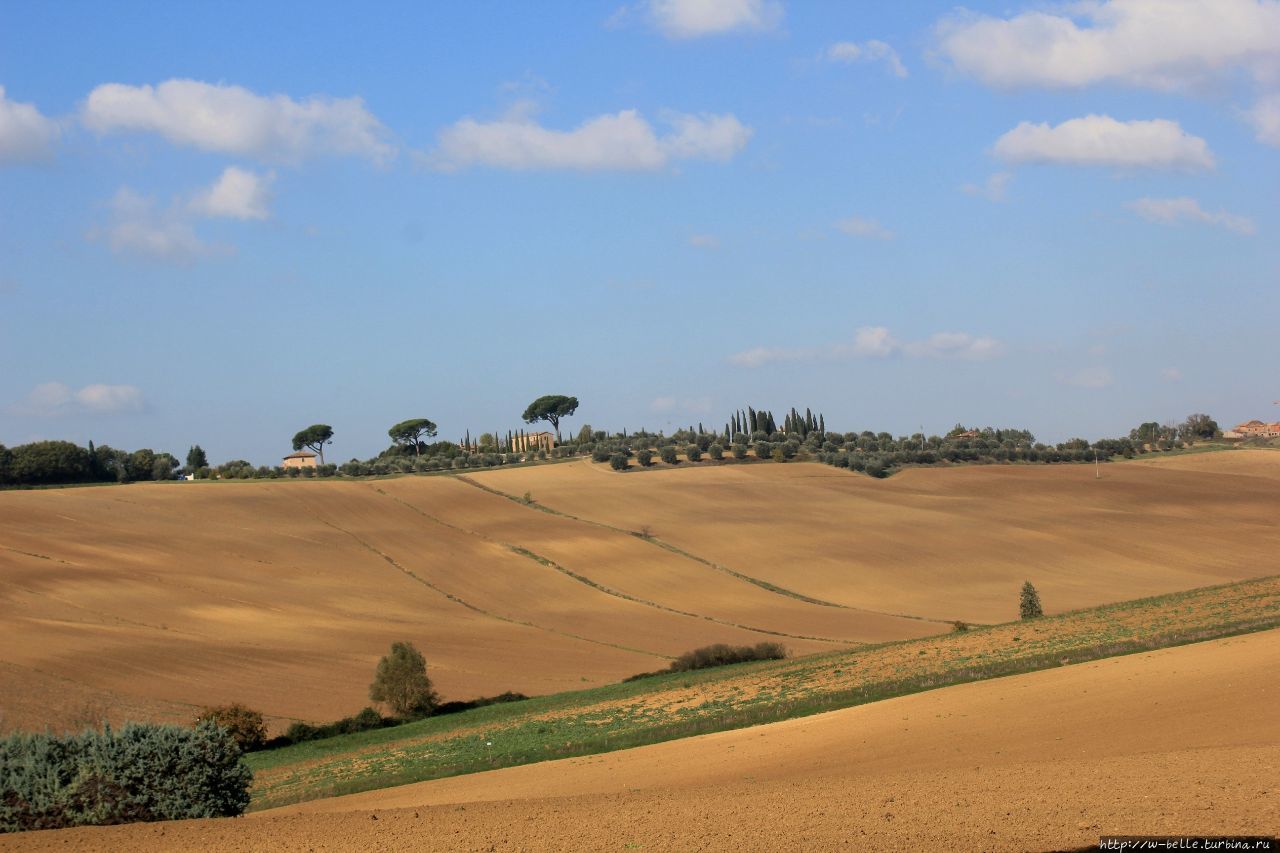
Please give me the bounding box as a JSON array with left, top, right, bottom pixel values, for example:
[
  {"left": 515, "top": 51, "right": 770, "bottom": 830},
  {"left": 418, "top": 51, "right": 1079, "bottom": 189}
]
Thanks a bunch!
[
  {"left": 288, "top": 491, "right": 664, "bottom": 660},
  {"left": 455, "top": 474, "right": 953, "bottom": 625}
]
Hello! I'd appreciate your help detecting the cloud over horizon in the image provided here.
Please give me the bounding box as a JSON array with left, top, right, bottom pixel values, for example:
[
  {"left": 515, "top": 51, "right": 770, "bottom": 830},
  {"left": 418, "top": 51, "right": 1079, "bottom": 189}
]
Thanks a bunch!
[
  {"left": 729, "top": 326, "right": 1005, "bottom": 368},
  {"left": 11, "top": 382, "right": 145, "bottom": 416}
]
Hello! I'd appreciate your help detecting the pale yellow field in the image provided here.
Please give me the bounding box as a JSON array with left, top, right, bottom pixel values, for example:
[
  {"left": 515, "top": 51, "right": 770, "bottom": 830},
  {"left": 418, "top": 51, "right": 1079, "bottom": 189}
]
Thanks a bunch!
[{"left": 1, "top": 451, "right": 1276, "bottom": 734}]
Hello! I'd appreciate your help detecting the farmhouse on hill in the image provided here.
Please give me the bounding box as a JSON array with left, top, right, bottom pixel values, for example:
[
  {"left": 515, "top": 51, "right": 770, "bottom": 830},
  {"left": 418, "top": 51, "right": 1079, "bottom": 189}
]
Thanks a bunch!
[
  {"left": 512, "top": 431, "right": 555, "bottom": 453},
  {"left": 1223, "top": 420, "right": 1280, "bottom": 439},
  {"left": 282, "top": 451, "right": 318, "bottom": 468}
]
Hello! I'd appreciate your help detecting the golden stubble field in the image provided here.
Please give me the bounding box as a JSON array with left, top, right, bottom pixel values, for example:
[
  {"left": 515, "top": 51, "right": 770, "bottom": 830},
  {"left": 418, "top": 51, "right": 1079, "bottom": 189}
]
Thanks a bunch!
[{"left": 1, "top": 450, "right": 1276, "bottom": 734}]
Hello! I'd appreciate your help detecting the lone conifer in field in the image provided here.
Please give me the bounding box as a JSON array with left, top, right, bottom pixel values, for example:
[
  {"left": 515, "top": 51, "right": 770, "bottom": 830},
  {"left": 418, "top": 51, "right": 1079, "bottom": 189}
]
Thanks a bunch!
[{"left": 1020, "top": 581, "right": 1044, "bottom": 620}]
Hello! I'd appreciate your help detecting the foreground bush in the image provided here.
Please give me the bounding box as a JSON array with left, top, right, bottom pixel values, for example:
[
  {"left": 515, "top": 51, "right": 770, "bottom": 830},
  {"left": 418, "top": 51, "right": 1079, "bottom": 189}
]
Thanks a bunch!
[{"left": 0, "top": 722, "right": 251, "bottom": 832}]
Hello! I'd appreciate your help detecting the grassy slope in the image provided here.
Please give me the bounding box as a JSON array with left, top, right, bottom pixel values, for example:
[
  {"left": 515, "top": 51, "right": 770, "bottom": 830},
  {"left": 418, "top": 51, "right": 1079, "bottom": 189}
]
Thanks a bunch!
[{"left": 247, "top": 573, "right": 1280, "bottom": 810}]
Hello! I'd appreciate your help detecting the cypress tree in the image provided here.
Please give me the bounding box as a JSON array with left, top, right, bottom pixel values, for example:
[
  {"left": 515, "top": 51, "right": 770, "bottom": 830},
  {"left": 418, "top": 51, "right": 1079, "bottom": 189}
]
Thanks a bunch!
[{"left": 1020, "top": 581, "right": 1044, "bottom": 619}]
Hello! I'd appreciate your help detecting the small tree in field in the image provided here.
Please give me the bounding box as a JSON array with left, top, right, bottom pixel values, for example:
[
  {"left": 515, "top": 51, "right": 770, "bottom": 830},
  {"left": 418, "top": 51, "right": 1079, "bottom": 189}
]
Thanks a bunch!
[
  {"left": 369, "top": 642, "right": 437, "bottom": 717},
  {"left": 1020, "top": 581, "right": 1043, "bottom": 620},
  {"left": 194, "top": 703, "right": 267, "bottom": 752}
]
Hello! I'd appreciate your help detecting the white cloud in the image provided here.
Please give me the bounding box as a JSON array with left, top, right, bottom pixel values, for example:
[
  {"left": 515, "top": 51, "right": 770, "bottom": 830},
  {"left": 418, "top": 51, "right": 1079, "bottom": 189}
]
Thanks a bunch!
[
  {"left": 11, "top": 382, "right": 144, "bottom": 416},
  {"left": 90, "top": 188, "right": 221, "bottom": 263},
  {"left": 824, "top": 40, "right": 908, "bottom": 78},
  {"left": 835, "top": 215, "right": 894, "bottom": 240},
  {"left": 427, "top": 108, "right": 751, "bottom": 171},
  {"left": 1246, "top": 93, "right": 1280, "bottom": 144},
  {"left": 688, "top": 233, "right": 720, "bottom": 249},
  {"left": 1161, "top": 367, "right": 1184, "bottom": 382},
  {"left": 82, "top": 79, "right": 394, "bottom": 164},
  {"left": 0, "top": 85, "right": 59, "bottom": 164},
  {"left": 993, "top": 115, "right": 1215, "bottom": 171},
  {"left": 961, "top": 171, "right": 1013, "bottom": 202},
  {"left": 935, "top": 0, "right": 1280, "bottom": 92},
  {"left": 1128, "top": 196, "right": 1256, "bottom": 234},
  {"left": 647, "top": 0, "right": 783, "bottom": 38},
  {"left": 849, "top": 325, "right": 897, "bottom": 358},
  {"left": 902, "top": 332, "right": 1006, "bottom": 361},
  {"left": 1057, "top": 366, "right": 1115, "bottom": 389},
  {"left": 189, "top": 166, "right": 275, "bottom": 220},
  {"left": 730, "top": 326, "right": 1005, "bottom": 368}
]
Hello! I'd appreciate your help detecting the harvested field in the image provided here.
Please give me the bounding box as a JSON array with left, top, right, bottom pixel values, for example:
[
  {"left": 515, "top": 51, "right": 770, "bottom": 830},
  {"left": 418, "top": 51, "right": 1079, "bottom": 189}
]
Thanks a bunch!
[
  {"left": 1, "top": 451, "right": 1276, "bottom": 733},
  {"left": 472, "top": 451, "right": 1280, "bottom": 622},
  {"left": 10, "top": 628, "right": 1276, "bottom": 851}
]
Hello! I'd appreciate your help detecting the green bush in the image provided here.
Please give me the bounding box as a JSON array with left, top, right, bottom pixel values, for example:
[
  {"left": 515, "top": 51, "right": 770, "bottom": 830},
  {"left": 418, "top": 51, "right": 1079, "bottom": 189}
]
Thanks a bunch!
[
  {"left": 659, "top": 446, "right": 678, "bottom": 465},
  {"left": 1020, "top": 581, "right": 1044, "bottom": 619},
  {"left": 609, "top": 452, "right": 630, "bottom": 471},
  {"left": 731, "top": 444, "right": 747, "bottom": 460},
  {"left": 686, "top": 445, "right": 702, "bottom": 462},
  {"left": 0, "top": 722, "right": 250, "bottom": 832},
  {"left": 708, "top": 444, "right": 724, "bottom": 460},
  {"left": 636, "top": 449, "right": 654, "bottom": 467}
]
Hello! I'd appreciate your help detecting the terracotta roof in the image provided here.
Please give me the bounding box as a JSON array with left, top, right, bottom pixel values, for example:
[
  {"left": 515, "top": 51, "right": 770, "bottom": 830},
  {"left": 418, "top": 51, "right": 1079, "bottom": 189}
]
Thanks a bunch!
[{"left": 283, "top": 451, "right": 317, "bottom": 459}]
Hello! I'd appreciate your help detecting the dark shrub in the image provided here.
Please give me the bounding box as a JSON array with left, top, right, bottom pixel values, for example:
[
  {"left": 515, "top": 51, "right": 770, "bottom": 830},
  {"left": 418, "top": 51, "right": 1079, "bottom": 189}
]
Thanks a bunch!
[
  {"left": 708, "top": 444, "right": 724, "bottom": 460},
  {"left": 193, "top": 703, "right": 266, "bottom": 752},
  {"left": 659, "top": 446, "right": 678, "bottom": 464},
  {"left": 668, "top": 642, "right": 788, "bottom": 673},
  {"left": 731, "top": 444, "right": 747, "bottom": 460},
  {"left": 636, "top": 449, "right": 654, "bottom": 467},
  {"left": 591, "top": 447, "right": 612, "bottom": 463},
  {"left": 0, "top": 722, "right": 250, "bottom": 832},
  {"left": 609, "top": 453, "right": 629, "bottom": 471},
  {"left": 686, "top": 445, "right": 702, "bottom": 462}
]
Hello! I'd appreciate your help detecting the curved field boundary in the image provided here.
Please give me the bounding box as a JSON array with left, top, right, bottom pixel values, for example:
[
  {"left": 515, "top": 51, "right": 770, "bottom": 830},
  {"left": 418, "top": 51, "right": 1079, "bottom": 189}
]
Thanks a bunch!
[
  {"left": 455, "top": 475, "right": 951, "bottom": 626},
  {"left": 373, "top": 487, "right": 855, "bottom": 646},
  {"left": 245, "top": 574, "right": 1280, "bottom": 810}
]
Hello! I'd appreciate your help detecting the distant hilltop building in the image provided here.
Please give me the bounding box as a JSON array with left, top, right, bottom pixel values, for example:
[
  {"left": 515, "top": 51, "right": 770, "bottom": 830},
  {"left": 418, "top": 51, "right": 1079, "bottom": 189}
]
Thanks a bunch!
[
  {"left": 1223, "top": 420, "right": 1280, "bottom": 439},
  {"left": 511, "top": 431, "right": 555, "bottom": 453},
  {"left": 282, "top": 451, "right": 318, "bottom": 468}
]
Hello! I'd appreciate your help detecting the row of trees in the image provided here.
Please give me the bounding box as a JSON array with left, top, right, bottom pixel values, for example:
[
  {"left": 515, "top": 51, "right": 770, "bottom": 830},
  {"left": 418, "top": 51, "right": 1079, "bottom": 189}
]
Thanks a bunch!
[{"left": 0, "top": 440, "right": 181, "bottom": 487}]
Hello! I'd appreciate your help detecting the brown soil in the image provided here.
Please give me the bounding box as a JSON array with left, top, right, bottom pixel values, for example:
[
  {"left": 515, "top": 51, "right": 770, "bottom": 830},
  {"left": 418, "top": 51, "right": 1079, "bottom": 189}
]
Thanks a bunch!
[
  {"left": 2, "top": 453, "right": 1277, "bottom": 733},
  {"left": 9, "top": 629, "right": 1276, "bottom": 852}
]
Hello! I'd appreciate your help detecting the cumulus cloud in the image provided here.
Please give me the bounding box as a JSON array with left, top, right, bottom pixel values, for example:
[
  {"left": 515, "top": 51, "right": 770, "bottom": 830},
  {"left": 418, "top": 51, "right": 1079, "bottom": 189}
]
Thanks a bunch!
[
  {"left": 961, "top": 171, "right": 1013, "bottom": 202},
  {"left": 645, "top": 0, "right": 783, "bottom": 38},
  {"left": 90, "top": 188, "right": 216, "bottom": 263},
  {"left": 993, "top": 115, "right": 1215, "bottom": 171},
  {"left": 0, "top": 85, "right": 59, "bottom": 164},
  {"left": 1246, "top": 93, "right": 1280, "bottom": 144},
  {"left": 427, "top": 108, "right": 751, "bottom": 171},
  {"left": 729, "top": 326, "right": 1005, "bottom": 368},
  {"left": 688, "top": 233, "right": 720, "bottom": 249},
  {"left": 823, "top": 40, "right": 908, "bottom": 78},
  {"left": 82, "top": 79, "right": 394, "bottom": 164},
  {"left": 188, "top": 166, "right": 275, "bottom": 220},
  {"left": 1128, "top": 197, "right": 1256, "bottom": 234},
  {"left": 936, "top": 1, "right": 1280, "bottom": 146},
  {"left": 835, "top": 215, "right": 894, "bottom": 240},
  {"left": 935, "top": 0, "right": 1280, "bottom": 92},
  {"left": 11, "top": 382, "right": 145, "bottom": 416},
  {"left": 1056, "top": 366, "right": 1115, "bottom": 389}
]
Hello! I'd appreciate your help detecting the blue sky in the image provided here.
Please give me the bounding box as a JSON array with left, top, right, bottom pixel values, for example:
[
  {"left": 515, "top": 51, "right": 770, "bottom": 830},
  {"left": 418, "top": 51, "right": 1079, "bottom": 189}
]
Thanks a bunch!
[{"left": 2, "top": 0, "right": 1277, "bottom": 464}]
